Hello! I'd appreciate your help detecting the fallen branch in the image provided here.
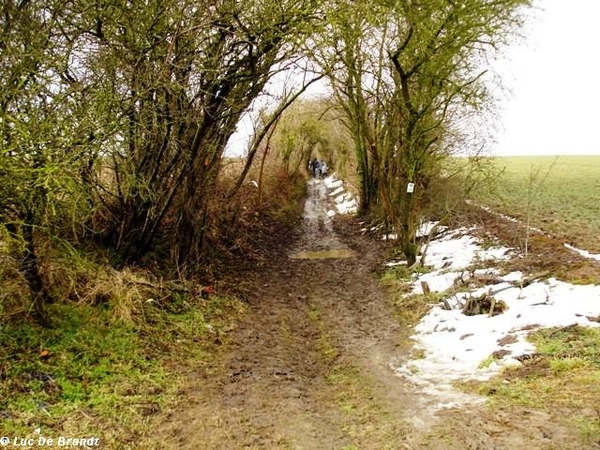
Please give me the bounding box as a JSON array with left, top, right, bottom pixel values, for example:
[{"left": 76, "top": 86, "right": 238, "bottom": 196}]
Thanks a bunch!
[{"left": 489, "top": 271, "right": 552, "bottom": 296}]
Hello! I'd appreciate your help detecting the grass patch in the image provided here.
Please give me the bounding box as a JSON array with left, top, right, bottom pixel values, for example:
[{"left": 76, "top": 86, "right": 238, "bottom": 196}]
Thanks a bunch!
[
  {"left": 530, "top": 325, "right": 600, "bottom": 366},
  {"left": 325, "top": 365, "right": 408, "bottom": 450},
  {"left": 380, "top": 260, "right": 434, "bottom": 283},
  {"left": 380, "top": 267, "right": 412, "bottom": 285},
  {"left": 478, "top": 355, "right": 497, "bottom": 369},
  {"left": 390, "top": 293, "right": 431, "bottom": 325},
  {"left": 381, "top": 265, "right": 441, "bottom": 325},
  {"left": 473, "top": 155, "right": 600, "bottom": 252},
  {"left": 307, "top": 303, "right": 409, "bottom": 448},
  {"left": 471, "top": 325, "right": 600, "bottom": 445},
  {"left": 0, "top": 293, "right": 245, "bottom": 445},
  {"left": 307, "top": 305, "right": 339, "bottom": 364}
]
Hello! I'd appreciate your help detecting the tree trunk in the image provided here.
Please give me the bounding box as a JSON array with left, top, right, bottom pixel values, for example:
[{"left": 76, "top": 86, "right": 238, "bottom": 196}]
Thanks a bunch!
[
  {"left": 20, "top": 219, "right": 52, "bottom": 327},
  {"left": 400, "top": 190, "right": 418, "bottom": 266}
]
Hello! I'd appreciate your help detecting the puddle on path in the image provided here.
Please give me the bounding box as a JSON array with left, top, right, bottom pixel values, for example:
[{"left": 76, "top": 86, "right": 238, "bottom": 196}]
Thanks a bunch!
[{"left": 289, "top": 249, "right": 356, "bottom": 260}]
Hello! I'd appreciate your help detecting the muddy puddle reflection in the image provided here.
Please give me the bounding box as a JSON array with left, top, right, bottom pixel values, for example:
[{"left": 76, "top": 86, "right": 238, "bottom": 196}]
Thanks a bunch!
[
  {"left": 289, "top": 249, "right": 356, "bottom": 260},
  {"left": 289, "top": 178, "right": 355, "bottom": 260}
]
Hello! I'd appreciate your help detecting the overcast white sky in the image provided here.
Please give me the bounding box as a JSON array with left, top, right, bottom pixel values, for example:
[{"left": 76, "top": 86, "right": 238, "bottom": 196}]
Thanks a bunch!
[{"left": 493, "top": 0, "right": 600, "bottom": 156}]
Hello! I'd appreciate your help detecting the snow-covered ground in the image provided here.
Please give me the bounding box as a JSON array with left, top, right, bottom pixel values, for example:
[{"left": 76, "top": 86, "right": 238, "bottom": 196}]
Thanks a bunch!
[
  {"left": 392, "top": 226, "right": 600, "bottom": 411},
  {"left": 323, "top": 175, "right": 358, "bottom": 215}
]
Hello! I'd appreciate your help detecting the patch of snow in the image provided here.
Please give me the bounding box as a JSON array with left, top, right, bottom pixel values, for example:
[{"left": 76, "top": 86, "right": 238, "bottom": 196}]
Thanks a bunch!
[
  {"left": 394, "top": 228, "right": 600, "bottom": 412},
  {"left": 334, "top": 193, "right": 346, "bottom": 204},
  {"left": 416, "top": 221, "right": 446, "bottom": 238},
  {"left": 319, "top": 174, "right": 358, "bottom": 215},
  {"left": 501, "top": 271, "right": 523, "bottom": 282},
  {"left": 399, "top": 279, "right": 600, "bottom": 385},
  {"left": 418, "top": 228, "right": 510, "bottom": 272},
  {"left": 381, "top": 222, "right": 448, "bottom": 241},
  {"left": 564, "top": 243, "right": 600, "bottom": 262},
  {"left": 385, "top": 260, "right": 408, "bottom": 267},
  {"left": 329, "top": 186, "right": 344, "bottom": 198},
  {"left": 335, "top": 197, "right": 358, "bottom": 215},
  {"left": 324, "top": 176, "right": 343, "bottom": 189},
  {"left": 413, "top": 271, "right": 461, "bottom": 295}
]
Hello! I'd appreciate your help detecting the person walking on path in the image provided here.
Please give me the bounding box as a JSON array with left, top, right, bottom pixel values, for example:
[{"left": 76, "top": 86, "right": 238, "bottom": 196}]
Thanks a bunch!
[{"left": 308, "top": 158, "right": 319, "bottom": 177}]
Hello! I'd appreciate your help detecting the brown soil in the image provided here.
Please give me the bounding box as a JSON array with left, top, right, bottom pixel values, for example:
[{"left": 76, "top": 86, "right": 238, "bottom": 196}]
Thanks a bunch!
[
  {"left": 463, "top": 205, "right": 600, "bottom": 282},
  {"left": 136, "top": 185, "right": 600, "bottom": 450}
]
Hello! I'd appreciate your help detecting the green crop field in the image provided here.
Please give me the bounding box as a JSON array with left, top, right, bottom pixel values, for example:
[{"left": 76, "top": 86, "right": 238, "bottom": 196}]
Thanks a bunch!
[{"left": 473, "top": 155, "right": 600, "bottom": 253}]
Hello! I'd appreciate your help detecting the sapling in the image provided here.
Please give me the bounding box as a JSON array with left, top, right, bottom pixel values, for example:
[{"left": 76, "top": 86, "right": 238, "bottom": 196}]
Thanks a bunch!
[{"left": 523, "top": 157, "right": 558, "bottom": 257}]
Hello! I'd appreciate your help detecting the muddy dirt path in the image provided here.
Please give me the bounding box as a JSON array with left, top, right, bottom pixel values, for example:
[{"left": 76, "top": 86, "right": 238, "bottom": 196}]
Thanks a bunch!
[
  {"left": 144, "top": 179, "right": 594, "bottom": 450},
  {"left": 147, "top": 179, "right": 417, "bottom": 449}
]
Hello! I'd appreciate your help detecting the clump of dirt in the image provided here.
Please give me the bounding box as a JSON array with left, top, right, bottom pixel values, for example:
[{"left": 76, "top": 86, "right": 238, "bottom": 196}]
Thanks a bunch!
[
  {"left": 462, "top": 292, "right": 508, "bottom": 316},
  {"left": 453, "top": 271, "right": 503, "bottom": 290},
  {"left": 505, "top": 354, "right": 552, "bottom": 379},
  {"left": 419, "top": 405, "right": 580, "bottom": 450}
]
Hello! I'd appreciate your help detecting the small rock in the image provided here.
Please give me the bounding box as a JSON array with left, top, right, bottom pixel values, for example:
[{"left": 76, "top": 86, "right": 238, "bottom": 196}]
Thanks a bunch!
[
  {"left": 497, "top": 334, "right": 518, "bottom": 346},
  {"left": 492, "top": 349, "right": 512, "bottom": 359}
]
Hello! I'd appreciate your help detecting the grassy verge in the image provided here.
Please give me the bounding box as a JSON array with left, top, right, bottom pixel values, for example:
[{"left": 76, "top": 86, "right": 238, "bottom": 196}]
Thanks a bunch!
[
  {"left": 0, "top": 293, "right": 245, "bottom": 446},
  {"left": 381, "top": 265, "right": 438, "bottom": 326},
  {"left": 467, "top": 325, "right": 600, "bottom": 444},
  {"left": 325, "top": 365, "right": 407, "bottom": 450},
  {"left": 307, "top": 305, "right": 339, "bottom": 365}
]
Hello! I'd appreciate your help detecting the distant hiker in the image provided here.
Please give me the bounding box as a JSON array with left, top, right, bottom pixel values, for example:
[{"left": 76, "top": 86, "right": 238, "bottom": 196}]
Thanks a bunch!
[
  {"left": 308, "top": 158, "right": 319, "bottom": 177},
  {"left": 320, "top": 160, "right": 328, "bottom": 178},
  {"left": 314, "top": 160, "right": 322, "bottom": 178}
]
